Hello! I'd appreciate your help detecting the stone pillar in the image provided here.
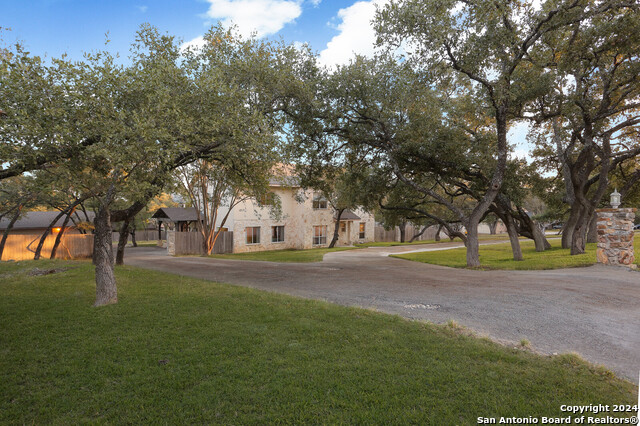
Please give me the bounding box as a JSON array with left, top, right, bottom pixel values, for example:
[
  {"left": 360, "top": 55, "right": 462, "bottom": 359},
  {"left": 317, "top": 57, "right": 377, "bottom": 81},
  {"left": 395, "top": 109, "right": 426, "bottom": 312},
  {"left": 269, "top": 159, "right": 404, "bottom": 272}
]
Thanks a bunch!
[
  {"left": 167, "top": 231, "right": 176, "bottom": 256},
  {"left": 596, "top": 208, "right": 636, "bottom": 269}
]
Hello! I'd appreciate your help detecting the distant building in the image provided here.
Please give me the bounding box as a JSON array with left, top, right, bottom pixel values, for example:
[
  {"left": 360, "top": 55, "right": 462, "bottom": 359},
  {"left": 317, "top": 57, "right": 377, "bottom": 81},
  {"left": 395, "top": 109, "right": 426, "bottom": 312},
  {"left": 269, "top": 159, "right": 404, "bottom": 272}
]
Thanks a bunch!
[{"left": 0, "top": 211, "right": 94, "bottom": 236}]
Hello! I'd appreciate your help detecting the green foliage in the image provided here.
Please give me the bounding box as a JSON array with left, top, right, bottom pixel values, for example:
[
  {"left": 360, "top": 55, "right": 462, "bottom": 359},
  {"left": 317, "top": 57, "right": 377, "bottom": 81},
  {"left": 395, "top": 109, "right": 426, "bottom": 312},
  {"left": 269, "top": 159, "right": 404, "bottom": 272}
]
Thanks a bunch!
[
  {"left": 2, "top": 24, "right": 313, "bottom": 293},
  {"left": 0, "top": 261, "right": 635, "bottom": 423}
]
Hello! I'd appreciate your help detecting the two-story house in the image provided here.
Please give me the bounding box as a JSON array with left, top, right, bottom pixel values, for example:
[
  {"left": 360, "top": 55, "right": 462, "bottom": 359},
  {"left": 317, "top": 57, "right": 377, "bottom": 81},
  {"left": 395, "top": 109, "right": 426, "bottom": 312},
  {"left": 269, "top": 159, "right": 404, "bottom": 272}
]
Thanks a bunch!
[{"left": 216, "top": 177, "right": 375, "bottom": 253}]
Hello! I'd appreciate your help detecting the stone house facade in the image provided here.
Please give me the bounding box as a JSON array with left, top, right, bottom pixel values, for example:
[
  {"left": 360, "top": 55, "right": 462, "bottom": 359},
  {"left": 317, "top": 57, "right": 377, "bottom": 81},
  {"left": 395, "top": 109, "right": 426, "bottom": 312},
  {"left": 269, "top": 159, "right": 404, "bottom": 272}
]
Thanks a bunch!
[{"left": 216, "top": 181, "right": 375, "bottom": 254}]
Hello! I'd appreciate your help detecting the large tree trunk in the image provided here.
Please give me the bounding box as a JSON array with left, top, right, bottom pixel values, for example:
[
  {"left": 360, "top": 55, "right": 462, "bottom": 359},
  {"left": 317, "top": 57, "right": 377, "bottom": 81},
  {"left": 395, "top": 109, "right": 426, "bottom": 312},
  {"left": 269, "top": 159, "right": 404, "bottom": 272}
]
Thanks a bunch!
[
  {"left": 461, "top": 110, "right": 509, "bottom": 266},
  {"left": 517, "top": 208, "right": 551, "bottom": 252},
  {"left": 561, "top": 204, "right": 581, "bottom": 249},
  {"left": 503, "top": 212, "right": 523, "bottom": 261},
  {"left": 399, "top": 220, "right": 407, "bottom": 243},
  {"left": 570, "top": 194, "right": 594, "bottom": 255},
  {"left": 115, "top": 219, "right": 131, "bottom": 266},
  {"left": 530, "top": 220, "right": 551, "bottom": 251},
  {"left": 586, "top": 211, "right": 598, "bottom": 244},
  {"left": 0, "top": 206, "right": 22, "bottom": 261},
  {"left": 94, "top": 204, "right": 117, "bottom": 307},
  {"left": 465, "top": 219, "right": 481, "bottom": 267},
  {"left": 569, "top": 194, "right": 591, "bottom": 255},
  {"left": 434, "top": 224, "right": 442, "bottom": 242},
  {"left": 50, "top": 208, "right": 76, "bottom": 259},
  {"left": 329, "top": 208, "right": 345, "bottom": 248},
  {"left": 571, "top": 212, "right": 590, "bottom": 255}
]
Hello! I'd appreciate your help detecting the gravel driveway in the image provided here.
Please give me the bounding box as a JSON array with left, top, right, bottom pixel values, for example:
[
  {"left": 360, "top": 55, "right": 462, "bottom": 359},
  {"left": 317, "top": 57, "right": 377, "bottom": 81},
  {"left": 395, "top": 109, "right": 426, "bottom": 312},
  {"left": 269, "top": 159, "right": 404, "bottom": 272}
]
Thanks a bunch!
[{"left": 126, "top": 243, "right": 640, "bottom": 382}]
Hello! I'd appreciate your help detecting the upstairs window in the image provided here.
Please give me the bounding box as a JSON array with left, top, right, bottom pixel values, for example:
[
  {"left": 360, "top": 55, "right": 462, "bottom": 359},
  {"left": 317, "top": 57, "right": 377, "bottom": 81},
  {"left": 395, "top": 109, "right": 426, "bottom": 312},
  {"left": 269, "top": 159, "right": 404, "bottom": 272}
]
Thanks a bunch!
[
  {"left": 272, "top": 226, "right": 285, "bottom": 243},
  {"left": 312, "top": 194, "right": 328, "bottom": 210},
  {"left": 246, "top": 227, "right": 260, "bottom": 244},
  {"left": 258, "top": 192, "right": 275, "bottom": 206}
]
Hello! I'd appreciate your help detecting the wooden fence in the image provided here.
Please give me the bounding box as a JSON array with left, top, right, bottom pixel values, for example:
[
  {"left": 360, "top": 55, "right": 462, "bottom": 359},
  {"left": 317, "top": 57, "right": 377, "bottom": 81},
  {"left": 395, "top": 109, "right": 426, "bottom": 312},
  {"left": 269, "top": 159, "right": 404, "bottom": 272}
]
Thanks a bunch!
[
  {"left": 168, "top": 231, "right": 233, "bottom": 255},
  {"left": 374, "top": 222, "right": 507, "bottom": 243},
  {"left": 112, "top": 229, "right": 159, "bottom": 242},
  {"left": 1, "top": 233, "right": 94, "bottom": 261}
]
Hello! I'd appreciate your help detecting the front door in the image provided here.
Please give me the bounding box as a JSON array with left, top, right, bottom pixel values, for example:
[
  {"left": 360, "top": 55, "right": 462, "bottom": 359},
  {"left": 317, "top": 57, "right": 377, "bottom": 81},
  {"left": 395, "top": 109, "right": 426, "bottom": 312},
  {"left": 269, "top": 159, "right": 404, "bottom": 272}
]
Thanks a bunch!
[{"left": 339, "top": 221, "right": 350, "bottom": 245}]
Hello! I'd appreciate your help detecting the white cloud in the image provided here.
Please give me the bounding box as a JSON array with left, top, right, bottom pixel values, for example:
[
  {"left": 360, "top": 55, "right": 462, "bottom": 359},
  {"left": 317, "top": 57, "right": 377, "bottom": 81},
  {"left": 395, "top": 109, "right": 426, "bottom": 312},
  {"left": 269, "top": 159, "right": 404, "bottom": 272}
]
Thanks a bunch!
[
  {"left": 318, "top": 0, "right": 388, "bottom": 67},
  {"left": 137, "top": 5, "right": 148, "bottom": 13},
  {"left": 202, "top": 0, "right": 302, "bottom": 38}
]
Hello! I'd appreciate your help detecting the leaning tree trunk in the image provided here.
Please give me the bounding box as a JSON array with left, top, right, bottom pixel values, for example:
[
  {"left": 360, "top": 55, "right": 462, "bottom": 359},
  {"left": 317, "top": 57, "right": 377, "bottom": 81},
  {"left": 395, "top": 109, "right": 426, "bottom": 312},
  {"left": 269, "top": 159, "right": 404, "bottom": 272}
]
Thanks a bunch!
[
  {"left": 329, "top": 208, "right": 345, "bottom": 248},
  {"left": 94, "top": 204, "right": 117, "bottom": 307},
  {"left": 115, "top": 219, "right": 131, "bottom": 266},
  {"left": 434, "top": 224, "right": 442, "bottom": 242},
  {"left": 517, "top": 208, "right": 551, "bottom": 251},
  {"left": 448, "top": 225, "right": 456, "bottom": 241},
  {"left": 503, "top": 212, "right": 523, "bottom": 261},
  {"left": 34, "top": 205, "right": 78, "bottom": 260},
  {"left": 409, "top": 225, "right": 428, "bottom": 242},
  {"left": 50, "top": 207, "right": 76, "bottom": 259},
  {"left": 0, "top": 206, "right": 22, "bottom": 261},
  {"left": 529, "top": 220, "right": 551, "bottom": 251}
]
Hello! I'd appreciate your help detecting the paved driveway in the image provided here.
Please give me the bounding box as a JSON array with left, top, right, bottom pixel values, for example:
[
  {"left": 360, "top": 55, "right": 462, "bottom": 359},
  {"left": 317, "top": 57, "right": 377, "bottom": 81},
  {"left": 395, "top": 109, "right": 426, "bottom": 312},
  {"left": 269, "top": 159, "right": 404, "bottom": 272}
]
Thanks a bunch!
[{"left": 126, "top": 244, "right": 640, "bottom": 382}]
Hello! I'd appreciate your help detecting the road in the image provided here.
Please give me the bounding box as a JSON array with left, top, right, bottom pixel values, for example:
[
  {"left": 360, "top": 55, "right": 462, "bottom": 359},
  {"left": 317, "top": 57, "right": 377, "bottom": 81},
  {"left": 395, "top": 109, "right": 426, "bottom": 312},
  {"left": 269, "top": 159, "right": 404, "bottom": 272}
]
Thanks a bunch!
[{"left": 126, "top": 243, "right": 640, "bottom": 382}]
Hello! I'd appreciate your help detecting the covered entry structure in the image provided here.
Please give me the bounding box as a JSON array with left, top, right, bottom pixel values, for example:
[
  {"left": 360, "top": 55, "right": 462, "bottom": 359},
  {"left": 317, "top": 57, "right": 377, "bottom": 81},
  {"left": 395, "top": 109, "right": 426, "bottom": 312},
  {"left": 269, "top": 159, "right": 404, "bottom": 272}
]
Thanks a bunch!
[{"left": 151, "top": 208, "right": 200, "bottom": 240}]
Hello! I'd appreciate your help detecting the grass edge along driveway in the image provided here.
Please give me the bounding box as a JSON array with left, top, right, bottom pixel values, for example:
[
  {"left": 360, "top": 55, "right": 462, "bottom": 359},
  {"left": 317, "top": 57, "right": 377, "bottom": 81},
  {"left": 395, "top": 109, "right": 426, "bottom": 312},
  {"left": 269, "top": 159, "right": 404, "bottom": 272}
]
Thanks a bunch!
[
  {"left": 0, "top": 260, "right": 636, "bottom": 424},
  {"left": 393, "top": 238, "right": 640, "bottom": 270},
  {"left": 209, "top": 246, "right": 355, "bottom": 262}
]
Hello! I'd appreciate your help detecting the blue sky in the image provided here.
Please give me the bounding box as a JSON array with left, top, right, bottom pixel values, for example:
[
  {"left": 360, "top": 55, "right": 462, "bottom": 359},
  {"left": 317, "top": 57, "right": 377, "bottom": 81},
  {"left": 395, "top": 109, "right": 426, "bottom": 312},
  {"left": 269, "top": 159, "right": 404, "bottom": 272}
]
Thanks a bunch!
[
  {"left": 1, "top": 0, "right": 380, "bottom": 66},
  {"left": 2, "top": 0, "right": 531, "bottom": 155}
]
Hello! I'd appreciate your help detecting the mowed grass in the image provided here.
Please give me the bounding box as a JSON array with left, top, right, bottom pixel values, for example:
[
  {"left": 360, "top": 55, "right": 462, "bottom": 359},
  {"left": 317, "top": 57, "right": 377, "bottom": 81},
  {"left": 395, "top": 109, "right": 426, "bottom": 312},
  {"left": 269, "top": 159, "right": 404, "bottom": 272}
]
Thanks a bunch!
[
  {"left": 356, "top": 240, "right": 444, "bottom": 248},
  {"left": 393, "top": 238, "right": 640, "bottom": 270},
  {"left": 357, "top": 233, "right": 545, "bottom": 248},
  {"left": 0, "top": 261, "right": 637, "bottom": 424},
  {"left": 132, "top": 240, "right": 160, "bottom": 247},
  {"left": 209, "top": 246, "right": 354, "bottom": 262}
]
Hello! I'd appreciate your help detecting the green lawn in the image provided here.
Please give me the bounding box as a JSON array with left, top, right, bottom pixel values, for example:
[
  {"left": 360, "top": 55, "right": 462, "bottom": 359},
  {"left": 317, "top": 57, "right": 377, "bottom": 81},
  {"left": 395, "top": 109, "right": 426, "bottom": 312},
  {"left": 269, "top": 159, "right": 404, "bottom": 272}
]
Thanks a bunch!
[
  {"left": 133, "top": 240, "right": 160, "bottom": 247},
  {"left": 356, "top": 240, "right": 444, "bottom": 248},
  {"left": 209, "top": 246, "right": 354, "bottom": 262},
  {"left": 0, "top": 261, "right": 637, "bottom": 423},
  {"left": 393, "top": 238, "right": 640, "bottom": 270},
  {"left": 358, "top": 233, "right": 539, "bottom": 248}
]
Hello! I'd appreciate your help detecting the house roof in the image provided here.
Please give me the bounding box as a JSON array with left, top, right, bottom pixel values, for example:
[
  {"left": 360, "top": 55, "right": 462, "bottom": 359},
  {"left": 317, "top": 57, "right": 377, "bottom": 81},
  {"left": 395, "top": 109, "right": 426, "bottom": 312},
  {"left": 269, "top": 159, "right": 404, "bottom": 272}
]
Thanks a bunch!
[
  {"left": 151, "top": 207, "right": 199, "bottom": 222},
  {"left": 268, "top": 175, "right": 301, "bottom": 187},
  {"left": 269, "top": 163, "right": 301, "bottom": 187},
  {"left": 336, "top": 209, "right": 361, "bottom": 221},
  {"left": 0, "top": 210, "right": 95, "bottom": 230}
]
